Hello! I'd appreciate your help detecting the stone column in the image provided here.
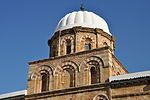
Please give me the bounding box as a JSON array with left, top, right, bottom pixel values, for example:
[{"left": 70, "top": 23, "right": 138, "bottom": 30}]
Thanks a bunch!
[
  {"left": 73, "top": 28, "right": 77, "bottom": 53},
  {"left": 58, "top": 31, "right": 61, "bottom": 56},
  {"left": 95, "top": 29, "right": 99, "bottom": 48}
]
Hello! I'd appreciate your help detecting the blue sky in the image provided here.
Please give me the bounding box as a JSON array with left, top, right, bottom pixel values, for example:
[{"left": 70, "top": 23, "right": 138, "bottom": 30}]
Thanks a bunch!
[{"left": 0, "top": 0, "right": 150, "bottom": 94}]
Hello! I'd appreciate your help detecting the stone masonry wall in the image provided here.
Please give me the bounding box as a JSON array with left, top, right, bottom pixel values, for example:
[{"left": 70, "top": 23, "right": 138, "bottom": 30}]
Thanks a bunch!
[
  {"left": 112, "top": 84, "right": 150, "bottom": 100},
  {"left": 27, "top": 47, "right": 112, "bottom": 95}
]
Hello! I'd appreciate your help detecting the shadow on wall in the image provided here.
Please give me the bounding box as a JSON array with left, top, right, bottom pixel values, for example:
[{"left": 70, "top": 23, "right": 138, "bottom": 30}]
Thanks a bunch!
[{"left": 143, "top": 85, "right": 150, "bottom": 91}]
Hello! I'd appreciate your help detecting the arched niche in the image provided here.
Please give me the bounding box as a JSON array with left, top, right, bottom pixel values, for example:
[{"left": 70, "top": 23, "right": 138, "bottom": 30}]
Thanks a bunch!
[
  {"left": 80, "top": 35, "right": 95, "bottom": 51},
  {"left": 60, "top": 35, "right": 74, "bottom": 55},
  {"left": 54, "top": 61, "right": 79, "bottom": 89},
  {"left": 82, "top": 56, "right": 104, "bottom": 84},
  {"left": 30, "top": 65, "right": 54, "bottom": 93}
]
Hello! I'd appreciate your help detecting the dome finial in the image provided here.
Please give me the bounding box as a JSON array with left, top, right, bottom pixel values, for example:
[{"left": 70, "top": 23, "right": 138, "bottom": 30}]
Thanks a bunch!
[{"left": 80, "top": 4, "right": 85, "bottom": 11}]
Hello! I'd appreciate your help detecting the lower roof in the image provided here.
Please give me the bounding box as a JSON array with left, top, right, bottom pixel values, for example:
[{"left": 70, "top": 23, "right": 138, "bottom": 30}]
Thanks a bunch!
[
  {"left": 0, "top": 90, "right": 27, "bottom": 99},
  {"left": 109, "top": 70, "right": 150, "bottom": 82}
]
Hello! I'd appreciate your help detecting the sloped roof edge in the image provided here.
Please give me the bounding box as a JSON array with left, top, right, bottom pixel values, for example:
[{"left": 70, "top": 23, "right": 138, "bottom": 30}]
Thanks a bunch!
[
  {"left": 109, "top": 70, "right": 150, "bottom": 82},
  {"left": 0, "top": 90, "right": 27, "bottom": 99}
]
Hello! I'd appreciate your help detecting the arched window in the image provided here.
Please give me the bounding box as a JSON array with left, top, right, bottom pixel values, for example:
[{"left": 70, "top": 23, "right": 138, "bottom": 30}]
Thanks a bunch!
[
  {"left": 86, "top": 57, "right": 104, "bottom": 85},
  {"left": 89, "top": 61, "right": 100, "bottom": 84},
  {"left": 62, "top": 67, "right": 75, "bottom": 88},
  {"left": 85, "top": 38, "right": 92, "bottom": 50},
  {"left": 85, "top": 43, "right": 91, "bottom": 50},
  {"left": 66, "top": 39, "right": 71, "bottom": 54},
  {"left": 65, "top": 68, "right": 74, "bottom": 87},
  {"left": 41, "top": 71, "right": 49, "bottom": 92},
  {"left": 91, "top": 67, "right": 98, "bottom": 84}
]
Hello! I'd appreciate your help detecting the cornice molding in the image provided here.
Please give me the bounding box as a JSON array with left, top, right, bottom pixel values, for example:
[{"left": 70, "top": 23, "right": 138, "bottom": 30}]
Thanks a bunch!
[{"left": 28, "top": 46, "right": 112, "bottom": 65}]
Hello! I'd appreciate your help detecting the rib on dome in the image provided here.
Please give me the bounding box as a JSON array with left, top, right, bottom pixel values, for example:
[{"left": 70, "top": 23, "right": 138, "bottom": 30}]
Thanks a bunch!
[{"left": 55, "top": 11, "right": 111, "bottom": 35}]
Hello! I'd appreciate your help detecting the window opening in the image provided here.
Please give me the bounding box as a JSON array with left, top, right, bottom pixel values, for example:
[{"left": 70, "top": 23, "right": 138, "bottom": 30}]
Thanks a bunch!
[
  {"left": 85, "top": 38, "right": 92, "bottom": 50},
  {"left": 51, "top": 45, "right": 56, "bottom": 57},
  {"left": 85, "top": 43, "right": 91, "bottom": 50},
  {"left": 63, "top": 67, "right": 75, "bottom": 88},
  {"left": 66, "top": 40, "right": 71, "bottom": 54},
  {"left": 41, "top": 72, "right": 49, "bottom": 92},
  {"left": 91, "top": 67, "right": 98, "bottom": 84}
]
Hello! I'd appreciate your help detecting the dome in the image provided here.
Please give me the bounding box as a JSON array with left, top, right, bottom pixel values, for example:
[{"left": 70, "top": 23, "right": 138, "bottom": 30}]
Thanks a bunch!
[{"left": 55, "top": 11, "right": 111, "bottom": 35}]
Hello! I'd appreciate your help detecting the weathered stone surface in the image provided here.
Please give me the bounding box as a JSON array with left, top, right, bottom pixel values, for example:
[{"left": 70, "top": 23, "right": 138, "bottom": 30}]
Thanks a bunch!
[{"left": 26, "top": 27, "right": 150, "bottom": 100}]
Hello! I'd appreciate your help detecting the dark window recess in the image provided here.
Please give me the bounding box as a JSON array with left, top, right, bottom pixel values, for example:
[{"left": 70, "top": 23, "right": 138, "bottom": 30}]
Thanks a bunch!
[
  {"left": 67, "top": 45, "right": 71, "bottom": 54},
  {"left": 85, "top": 43, "right": 91, "bottom": 50},
  {"left": 66, "top": 40, "right": 71, "bottom": 54},
  {"left": 66, "top": 68, "right": 74, "bottom": 87},
  {"left": 53, "top": 50, "right": 56, "bottom": 57},
  {"left": 91, "top": 67, "right": 98, "bottom": 84},
  {"left": 51, "top": 45, "right": 56, "bottom": 57},
  {"left": 69, "top": 71, "right": 74, "bottom": 87},
  {"left": 41, "top": 73, "right": 49, "bottom": 92}
]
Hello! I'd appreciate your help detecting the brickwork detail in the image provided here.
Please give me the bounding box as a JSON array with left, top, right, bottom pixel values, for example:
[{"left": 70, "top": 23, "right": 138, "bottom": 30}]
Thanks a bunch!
[
  {"left": 48, "top": 27, "right": 115, "bottom": 57},
  {"left": 26, "top": 27, "right": 143, "bottom": 100}
]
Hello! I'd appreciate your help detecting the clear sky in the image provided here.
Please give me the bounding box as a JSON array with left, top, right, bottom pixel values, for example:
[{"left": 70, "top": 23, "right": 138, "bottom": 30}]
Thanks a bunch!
[{"left": 0, "top": 0, "right": 150, "bottom": 94}]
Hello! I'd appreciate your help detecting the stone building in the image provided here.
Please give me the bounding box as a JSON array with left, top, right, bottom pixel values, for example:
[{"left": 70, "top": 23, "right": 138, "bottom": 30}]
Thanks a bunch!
[
  {"left": 0, "top": 10, "right": 150, "bottom": 100},
  {"left": 25, "top": 10, "right": 150, "bottom": 100}
]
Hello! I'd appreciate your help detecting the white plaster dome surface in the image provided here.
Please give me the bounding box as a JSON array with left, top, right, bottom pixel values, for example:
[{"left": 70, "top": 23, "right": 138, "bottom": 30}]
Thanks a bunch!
[{"left": 55, "top": 11, "right": 111, "bottom": 35}]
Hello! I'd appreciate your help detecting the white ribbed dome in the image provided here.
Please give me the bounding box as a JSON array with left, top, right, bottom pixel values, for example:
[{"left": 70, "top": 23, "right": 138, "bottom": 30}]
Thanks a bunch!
[{"left": 55, "top": 11, "right": 111, "bottom": 35}]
